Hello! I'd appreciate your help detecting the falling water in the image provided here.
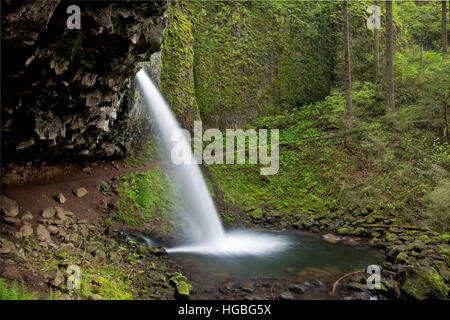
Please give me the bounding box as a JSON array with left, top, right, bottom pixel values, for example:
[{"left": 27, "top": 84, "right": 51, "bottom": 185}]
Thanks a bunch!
[{"left": 136, "top": 69, "right": 290, "bottom": 255}]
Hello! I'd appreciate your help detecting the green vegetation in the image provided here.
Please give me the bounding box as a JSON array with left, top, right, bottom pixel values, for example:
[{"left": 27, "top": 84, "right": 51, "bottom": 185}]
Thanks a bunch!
[
  {"left": 161, "top": 0, "right": 337, "bottom": 128},
  {"left": 0, "top": 278, "right": 39, "bottom": 300},
  {"left": 116, "top": 168, "right": 182, "bottom": 233},
  {"left": 209, "top": 48, "right": 448, "bottom": 231}
]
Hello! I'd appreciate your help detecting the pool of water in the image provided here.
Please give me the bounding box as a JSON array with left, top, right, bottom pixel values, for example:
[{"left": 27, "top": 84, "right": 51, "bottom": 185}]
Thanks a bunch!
[
  {"left": 122, "top": 228, "right": 384, "bottom": 299},
  {"left": 168, "top": 229, "right": 384, "bottom": 299}
]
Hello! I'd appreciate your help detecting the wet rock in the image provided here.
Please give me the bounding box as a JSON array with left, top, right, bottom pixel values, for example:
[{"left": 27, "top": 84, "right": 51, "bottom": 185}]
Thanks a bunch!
[
  {"left": 21, "top": 211, "right": 33, "bottom": 222},
  {"left": 304, "top": 280, "right": 323, "bottom": 287},
  {"left": 36, "top": 224, "right": 52, "bottom": 242},
  {"left": 1, "top": 194, "right": 19, "bottom": 217},
  {"left": 344, "top": 292, "right": 376, "bottom": 300},
  {"left": 55, "top": 193, "right": 66, "bottom": 204},
  {"left": 219, "top": 286, "right": 232, "bottom": 294},
  {"left": 74, "top": 188, "right": 88, "bottom": 198},
  {"left": 279, "top": 291, "right": 295, "bottom": 300},
  {"left": 241, "top": 287, "right": 254, "bottom": 293},
  {"left": 347, "top": 282, "right": 367, "bottom": 292},
  {"left": 322, "top": 233, "right": 341, "bottom": 243},
  {"left": 311, "top": 280, "right": 323, "bottom": 287},
  {"left": 288, "top": 284, "right": 307, "bottom": 294},
  {"left": 41, "top": 207, "right": 56, "bottom": 218}
]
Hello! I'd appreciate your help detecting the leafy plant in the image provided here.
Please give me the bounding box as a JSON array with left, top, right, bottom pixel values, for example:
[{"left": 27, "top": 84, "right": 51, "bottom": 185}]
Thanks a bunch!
[{"left": 0, "top": 278, "right": 39, "bottom": 300}]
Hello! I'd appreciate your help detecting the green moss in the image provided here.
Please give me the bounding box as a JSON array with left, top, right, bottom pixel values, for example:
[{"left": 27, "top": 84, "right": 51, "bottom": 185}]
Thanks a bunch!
[
  {"left": 161, "top": 0, "right": 336, "bottom": 128},
  {"left": 395, "top": 251, "right": 408, "bottom": 264},
  {"left": 249, "top": 208, "right": 264, "bottom": 220},
  {"left": 115, "top": 168, "right": 182, "bottom": 233},
  {"left": 385, "top": 232, "right": 398, "bottom": 243},
  {"left": 402, "top": 267, "right": 449, "bottom": 300},
  {"left": 337, "top": 227, "right": 349, "bottom": 235},
  {"left": 439, "top": 233, "right": 450, "bottom": 244},
  {"left": 169, "top": 272, "right": 192, "bottom": 297}
]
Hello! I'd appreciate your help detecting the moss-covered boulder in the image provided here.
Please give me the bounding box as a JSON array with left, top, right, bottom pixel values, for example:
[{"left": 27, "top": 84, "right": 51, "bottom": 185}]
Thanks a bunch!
[
  {"left": 249, "top": 208, "right": 264, "bottom": 220},
  {"left": 401, "top": 267, "right": 449, "bottom": 300},
  {"left": 169, "top": 272, "right": 192, "bottom": 299}
]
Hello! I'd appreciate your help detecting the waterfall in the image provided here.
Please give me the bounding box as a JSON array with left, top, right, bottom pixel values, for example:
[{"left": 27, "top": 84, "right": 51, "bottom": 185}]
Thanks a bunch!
[
  {"left": 136, "top": 70, "right": 224, "bottom": 243},
  {"left": 136, "top": 69, "right": 290, "bottom": 255}
]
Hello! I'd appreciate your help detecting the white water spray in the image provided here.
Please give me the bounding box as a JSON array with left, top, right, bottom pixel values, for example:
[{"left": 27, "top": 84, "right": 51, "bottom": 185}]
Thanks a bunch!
[{"left": 136, "top": 70, "right": 290, "bottom": 255}]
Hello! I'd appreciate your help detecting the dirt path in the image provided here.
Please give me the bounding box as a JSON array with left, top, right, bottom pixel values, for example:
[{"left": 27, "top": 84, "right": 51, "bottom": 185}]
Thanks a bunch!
[{"left": 1, "top": 160, "right": 163, "bottom": 226}]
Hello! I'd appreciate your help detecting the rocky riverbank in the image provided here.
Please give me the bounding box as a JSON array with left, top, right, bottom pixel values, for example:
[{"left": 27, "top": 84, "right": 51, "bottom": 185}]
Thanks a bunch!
[{"left": 239, "top": 205, "right": 449, "bottom": 300}]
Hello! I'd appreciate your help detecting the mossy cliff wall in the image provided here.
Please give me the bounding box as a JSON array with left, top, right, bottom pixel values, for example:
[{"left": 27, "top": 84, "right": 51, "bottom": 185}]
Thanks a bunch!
[{"left": 160, "top": 0, "right": 338, "bottom": 129}]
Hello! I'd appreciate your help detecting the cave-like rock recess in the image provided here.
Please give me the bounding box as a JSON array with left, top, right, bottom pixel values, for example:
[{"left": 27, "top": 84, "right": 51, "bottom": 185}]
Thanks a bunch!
[{"left": 1, "top": 0, "right": 168, "bottom": 164}]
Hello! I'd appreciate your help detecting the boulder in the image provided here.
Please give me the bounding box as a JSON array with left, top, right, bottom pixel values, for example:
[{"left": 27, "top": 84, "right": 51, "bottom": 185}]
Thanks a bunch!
[
  {"left": 1, "top": 194, "right": 19, "bottom": 217},
  {"left": 0, "top": 239, "right": 16, "bottom": 254},
  {"left": 1, "top": 265, "right": 21, "bottom": 280},
  {"left": 41, "top": 207, "right": 56, "bottom": 218},
  {"left": 74, "top": 188, "right": 88, "bottom": 198},
  {"left": 55, "top": 193, "right": 66, "bottom": 204},
  {"left": 4, "top": 216, "right": 21, "bottom": 226},
  {"left": 19, "top": 223, "right": 33, "bottom": 237},
  {"left": 288, "top": 284, "right": 307, "bottom": 294},
  {"left": 401, "top": 266, "right": 448, "bottom": 300},
  {"left": 36, "top": 224, "right": 52, "bottom": 242},
  {"left": 322, "top": 233, "right": 341, "bottom": 243},
  {"left": 51, "top": 270, "right": 65, "bottom": 287},
  {"left": 279, "top": 291, "right": 295, "bottom": 300},
  {"left": 55, "top": 207, "right": 67, "bottom": 220},
  {"left": 21, "top": 211, "right": 33, "bottom": 222}
]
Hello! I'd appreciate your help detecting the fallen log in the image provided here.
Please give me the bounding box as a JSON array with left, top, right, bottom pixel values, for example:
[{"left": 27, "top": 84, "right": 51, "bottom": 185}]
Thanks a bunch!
[
  {"left": 360, "top": 224, "right": 423, "bottom": 231},
  {"left": 332, "top": 270, "right": 364, "bottom": 295}
]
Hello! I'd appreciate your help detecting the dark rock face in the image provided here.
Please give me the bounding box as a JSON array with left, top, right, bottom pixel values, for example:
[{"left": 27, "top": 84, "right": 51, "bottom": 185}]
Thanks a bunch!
[{"left": 1, "top": 0, "right": 168, "bottom": 163}]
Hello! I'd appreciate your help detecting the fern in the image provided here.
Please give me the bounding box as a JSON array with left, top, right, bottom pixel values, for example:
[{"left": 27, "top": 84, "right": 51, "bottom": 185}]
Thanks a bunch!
[{"left": 0, "top": 278, "right": 39, "bottom": 300}]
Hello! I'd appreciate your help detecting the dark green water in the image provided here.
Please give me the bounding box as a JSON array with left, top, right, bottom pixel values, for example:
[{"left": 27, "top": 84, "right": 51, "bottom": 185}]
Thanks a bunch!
[
  {"left": 171, "top": 229, "right": 382, "bottom": 279},
  {"left": 169, "top": 230, "right": 384, "bottom": 299}
]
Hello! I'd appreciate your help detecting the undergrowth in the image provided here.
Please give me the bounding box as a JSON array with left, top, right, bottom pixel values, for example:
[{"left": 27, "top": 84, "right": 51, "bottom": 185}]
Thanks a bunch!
[
  {"left": 208, "top": 50, "right": 449, "bottom": 231},
  {"left": 0, "top": 278, "right": 39, "bottom": 300}
]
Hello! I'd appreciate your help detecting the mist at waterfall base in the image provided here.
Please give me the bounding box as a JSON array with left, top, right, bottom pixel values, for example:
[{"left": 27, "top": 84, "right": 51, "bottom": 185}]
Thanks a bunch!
[{"left": 136, "top": 69, "right": 291, "bottom": 256}]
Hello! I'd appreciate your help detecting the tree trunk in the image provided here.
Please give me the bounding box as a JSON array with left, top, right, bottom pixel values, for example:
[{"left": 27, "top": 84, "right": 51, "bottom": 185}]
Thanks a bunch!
[
  {"left": 374, "top": 0, "right": 379, "bottom": 80},
  {"left": 420, "top": 43, "right": 423, "bottom": 68},
  {"left": 443, "top": 1, "right": 448, "bottom": 60},
  {"left": 385, "top": 0, "right": 395, "bottom": 118},
  {"left": 343, "top": 0, "right": 352, "bottom": 129}
]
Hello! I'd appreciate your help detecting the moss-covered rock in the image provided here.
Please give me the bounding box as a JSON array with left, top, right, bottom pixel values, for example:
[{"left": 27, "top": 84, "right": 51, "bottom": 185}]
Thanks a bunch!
[
  {"left": 395, "top": 251, "right": 409, "bottom": 264},
  {"left": 249, "top": 208, "right": 264, "bottom": 220},
  {"left": 401, "top": 267, "right": 448, "bottom": 300}
]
